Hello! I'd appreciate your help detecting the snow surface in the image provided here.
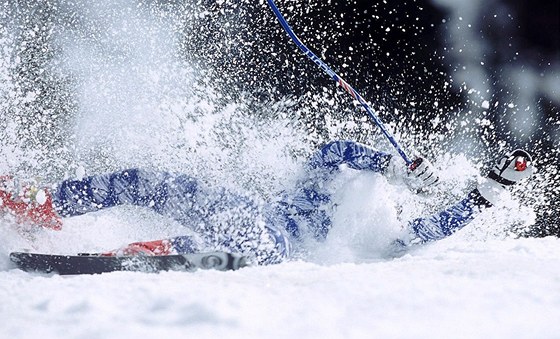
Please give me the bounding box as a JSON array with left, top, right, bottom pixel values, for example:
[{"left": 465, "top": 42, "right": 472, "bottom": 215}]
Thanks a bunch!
[{"left": 1, "top": 236, "right": 559, "bottom": 339}]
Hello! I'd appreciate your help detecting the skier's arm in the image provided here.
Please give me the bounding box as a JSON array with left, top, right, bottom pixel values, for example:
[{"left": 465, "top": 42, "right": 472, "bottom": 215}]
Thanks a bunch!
[
  {"left": 307, "top": 140, "right": 392, "bottom": 173},
  {"left": 407, "top": 189, "right": 490, "bottom": 243},
  {"left": 307, "top": 140, "right": 440, "bottom": 192},
  {"left": 404, "top": 149, "right": 533, "bottom": 244}
]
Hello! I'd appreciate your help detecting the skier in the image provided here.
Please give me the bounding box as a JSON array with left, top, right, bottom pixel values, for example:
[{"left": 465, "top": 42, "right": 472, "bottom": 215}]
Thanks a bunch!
[{"left": 0, "top": 140, "right": 533, "bottom": 264}]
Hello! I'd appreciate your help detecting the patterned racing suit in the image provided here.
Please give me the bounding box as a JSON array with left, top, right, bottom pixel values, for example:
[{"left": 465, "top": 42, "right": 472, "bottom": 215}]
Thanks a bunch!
[{"left": 51, "top": 141, "right": 491, "bottom": 264}]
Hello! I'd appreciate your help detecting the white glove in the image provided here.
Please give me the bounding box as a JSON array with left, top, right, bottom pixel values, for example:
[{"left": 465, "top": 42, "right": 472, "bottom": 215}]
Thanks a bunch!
[
  {"left": 478, "top": 149, "right": 533, "bottom": 205},
  {"left": 406, "top": 157, "right": 439, "bottom": 190}
]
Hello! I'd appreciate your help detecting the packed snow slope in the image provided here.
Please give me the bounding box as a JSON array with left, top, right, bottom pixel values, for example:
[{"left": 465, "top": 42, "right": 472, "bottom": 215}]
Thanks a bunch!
[{"left": 1, "top": 236, "right": 559, "bottom": 339}]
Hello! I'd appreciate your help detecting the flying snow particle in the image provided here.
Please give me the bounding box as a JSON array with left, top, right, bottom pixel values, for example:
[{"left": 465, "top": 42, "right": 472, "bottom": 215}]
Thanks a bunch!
[{"left": 76, "top": 166, "right": 86, "bottom": 180}]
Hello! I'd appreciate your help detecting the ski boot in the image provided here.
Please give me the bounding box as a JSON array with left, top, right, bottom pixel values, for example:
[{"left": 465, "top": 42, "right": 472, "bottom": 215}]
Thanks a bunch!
[
  {"left": 102, "top": 239, "right": 175, "bottom": 256},
  {"left": 101, "top": 236, "right": 200, "bottom": 256},
  {"left": 0, "top": 176, "right": 62, "bottom": 230}
]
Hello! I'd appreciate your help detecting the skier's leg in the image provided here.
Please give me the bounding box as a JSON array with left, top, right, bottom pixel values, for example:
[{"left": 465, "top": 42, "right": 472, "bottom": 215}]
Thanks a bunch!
[
  {"left": 101, "top": 212, "right": 291, "bottom": 263},
  {"left": 54, "top": 168, "right": 256, "bottom": 225},
  {"left": 52, "top": 169, "right": 220, "bottom": 251},
  {"left": 102, "top": 235, "right": 201, "bottom": 256},
  {"left": 53, "top": 169, "right": 292, "bottom": 263},
  {"left": 101, "top": 210, "right": 291, "bottom": 264},
  {"left": 1, "top": 169, "right": 207, "bottom": 230},
  {"left": 52, "top": 169, "right": 184, "bottom": 217}
]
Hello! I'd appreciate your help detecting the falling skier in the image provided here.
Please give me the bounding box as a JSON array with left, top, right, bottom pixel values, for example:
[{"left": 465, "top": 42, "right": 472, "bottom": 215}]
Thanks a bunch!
[{"left": 0, "top": 140, "right": 533, "bottom": 265}]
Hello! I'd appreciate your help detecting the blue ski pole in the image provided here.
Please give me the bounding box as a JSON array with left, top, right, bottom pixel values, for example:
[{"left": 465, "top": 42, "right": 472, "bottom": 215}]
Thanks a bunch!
[{"left": 266, "top": 0, "right": 413, "bottom": 166}]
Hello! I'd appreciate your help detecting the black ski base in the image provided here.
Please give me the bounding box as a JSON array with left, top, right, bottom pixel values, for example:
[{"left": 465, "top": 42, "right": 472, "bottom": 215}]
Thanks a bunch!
[{"left": 9, "top": 251, "right": 248, "bottom": 275}]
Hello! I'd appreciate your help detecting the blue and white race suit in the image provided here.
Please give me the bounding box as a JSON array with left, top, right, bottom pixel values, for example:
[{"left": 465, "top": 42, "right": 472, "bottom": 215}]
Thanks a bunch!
[{"left": 51, "top": 141, "right": 489, "bottom": 264}]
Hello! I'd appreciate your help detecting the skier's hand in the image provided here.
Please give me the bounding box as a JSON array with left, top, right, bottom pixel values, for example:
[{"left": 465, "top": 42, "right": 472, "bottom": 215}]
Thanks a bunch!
[{"left": 406, "top": 157, "right": 439, "bottom": 190}]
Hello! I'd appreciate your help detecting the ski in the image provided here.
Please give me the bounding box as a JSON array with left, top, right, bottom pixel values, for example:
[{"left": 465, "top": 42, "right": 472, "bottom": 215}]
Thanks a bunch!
[{"left": 9, "top": 251, "right": 249, "bottom": 275}]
